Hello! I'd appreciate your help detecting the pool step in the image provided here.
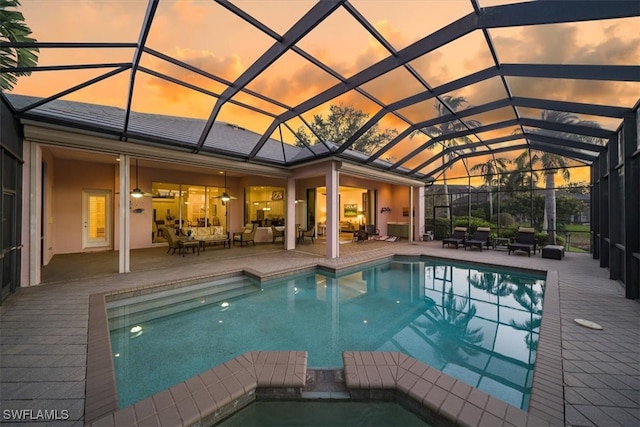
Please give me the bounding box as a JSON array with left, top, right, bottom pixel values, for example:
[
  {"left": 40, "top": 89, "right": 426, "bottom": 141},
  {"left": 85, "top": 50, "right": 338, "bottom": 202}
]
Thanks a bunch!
[
  {"left": 107, "top": 277, "right": 260, "bottom": 330},
  {"left": 301, "top": 369, "right": 350, "bottom": 399}
]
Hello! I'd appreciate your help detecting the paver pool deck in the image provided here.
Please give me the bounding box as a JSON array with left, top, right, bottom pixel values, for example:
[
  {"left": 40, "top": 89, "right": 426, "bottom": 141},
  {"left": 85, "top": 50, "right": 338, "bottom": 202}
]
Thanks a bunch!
[{"left": 1, "top": 240, "right": 638, "bottom": 426}]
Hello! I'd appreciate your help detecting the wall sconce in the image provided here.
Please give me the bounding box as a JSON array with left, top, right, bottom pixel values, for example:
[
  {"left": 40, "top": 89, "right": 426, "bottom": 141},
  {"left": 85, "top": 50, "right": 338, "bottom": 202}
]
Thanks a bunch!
[{"left": 380, "top": 207, "right": 391, "bottom": 214}]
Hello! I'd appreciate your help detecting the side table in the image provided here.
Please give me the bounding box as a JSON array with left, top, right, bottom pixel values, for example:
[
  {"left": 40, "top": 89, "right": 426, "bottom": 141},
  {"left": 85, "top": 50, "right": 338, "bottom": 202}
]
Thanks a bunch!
[
  {"left": 493, "top": 237, "right": 510, "bottom": 251},
  {"left": 179, "top": 240, "right": 200, "bottom": 257}
]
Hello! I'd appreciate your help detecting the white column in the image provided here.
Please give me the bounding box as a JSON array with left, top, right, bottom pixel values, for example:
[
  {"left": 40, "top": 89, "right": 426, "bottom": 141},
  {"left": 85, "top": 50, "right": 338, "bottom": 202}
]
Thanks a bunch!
[
  {"left": 326, "top": 162, "right": 339, "bottom": 258},
  {"left": 28, "top": 143, "right": 42, "bottom": 285},
  {"left": 285, "top": 177, "right": 296, "bottom": 249},
  {"left": 119, "top": 155, "right": 130, "bottom": 273},
  {"left": 409, "top": 185, "right": 414, "bottom": 243},
  {"left": 416, "top": 185, "right": 425, "bottom": 242}
]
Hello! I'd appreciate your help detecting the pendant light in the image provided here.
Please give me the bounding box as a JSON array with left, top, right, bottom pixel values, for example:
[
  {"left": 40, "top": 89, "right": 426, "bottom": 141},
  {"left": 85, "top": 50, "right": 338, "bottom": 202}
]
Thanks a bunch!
[
  {"left": 131, "top": 159, "right": 144, "bottom": 198},
  {"left": 221, "top": 171, "right": 231, "bottom": 202}
]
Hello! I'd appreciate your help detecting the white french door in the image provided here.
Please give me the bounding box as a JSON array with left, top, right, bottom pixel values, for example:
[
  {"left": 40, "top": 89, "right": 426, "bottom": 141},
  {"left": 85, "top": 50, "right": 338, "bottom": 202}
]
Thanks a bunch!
[{"left": 82, "top": 189, "right": 112, "bottom": 249}]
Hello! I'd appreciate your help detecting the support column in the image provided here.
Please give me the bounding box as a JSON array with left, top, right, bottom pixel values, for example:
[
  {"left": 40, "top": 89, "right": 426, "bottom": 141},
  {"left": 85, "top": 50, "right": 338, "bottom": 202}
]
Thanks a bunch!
[
  {"left": 408, "top": 186, "right": 414, "bottom": 243},
  {"left": 599, "top": 151, "right": 609, "bottom": 268},
  {"left": 28, "top": 143, "right": 42, "bottom": 285},
  {"left": 591, "top": 161, "right": 600, "bottom": 259},
  {"left": 285, "top": 178, "right": 296, "bottom": 250},
  {"left": 325, "top": 162, "right": 339, "bottom": 259},
  {"left": 622, "top": 112, "right": 639, "bottom": 298},
  {"left": 119, "top": 155, "right": 130, "bottom": 273},
  {"left": 416, "top": 185, "right": 425, "bottom": 242},
  {"left": 607, "top": 133, "right": 619, "bottom": 280}
]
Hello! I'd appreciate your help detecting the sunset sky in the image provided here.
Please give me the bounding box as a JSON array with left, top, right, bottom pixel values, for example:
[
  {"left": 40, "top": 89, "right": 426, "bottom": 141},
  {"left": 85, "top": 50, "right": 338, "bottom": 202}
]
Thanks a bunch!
[{"left": 8, "top": 0, "right": 640, "bottom": 182}]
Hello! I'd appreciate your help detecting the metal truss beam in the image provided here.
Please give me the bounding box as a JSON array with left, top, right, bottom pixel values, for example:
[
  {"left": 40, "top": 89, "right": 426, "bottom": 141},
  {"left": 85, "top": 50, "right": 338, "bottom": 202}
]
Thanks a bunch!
[
  {"left": 197, "top": 0, "right": 345, "bottom": 153},
  {"left": 122, "top": 0, "right": 158, "bottom": 140}
]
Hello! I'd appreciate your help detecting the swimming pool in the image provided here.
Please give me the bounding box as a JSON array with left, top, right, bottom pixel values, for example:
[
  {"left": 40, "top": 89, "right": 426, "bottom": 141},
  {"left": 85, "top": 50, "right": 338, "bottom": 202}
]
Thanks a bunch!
[{"left": 108, "top": 257, "right": 544, "bottom": 409}]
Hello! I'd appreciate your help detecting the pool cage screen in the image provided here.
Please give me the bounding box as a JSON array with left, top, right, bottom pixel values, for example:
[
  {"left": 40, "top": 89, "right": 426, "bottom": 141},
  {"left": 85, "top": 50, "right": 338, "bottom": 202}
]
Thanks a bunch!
[{"left": 424, "top": 164, "right": 592, "bottom": 253}]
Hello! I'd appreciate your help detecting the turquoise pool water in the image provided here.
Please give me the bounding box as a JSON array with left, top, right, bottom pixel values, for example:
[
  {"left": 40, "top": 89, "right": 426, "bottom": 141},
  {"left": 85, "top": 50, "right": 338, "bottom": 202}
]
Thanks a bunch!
[
  {"left": 216, "top": 401, "right": 430, "bottom": 426},
  {"left": 108, "top": 257, "right": 544, "bottom": 409}
]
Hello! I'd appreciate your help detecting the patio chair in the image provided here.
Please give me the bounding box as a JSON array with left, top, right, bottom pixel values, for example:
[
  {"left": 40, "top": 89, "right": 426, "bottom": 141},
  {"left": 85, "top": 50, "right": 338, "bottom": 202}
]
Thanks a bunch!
[
  {"left": 271, "top": 225, "right": 284, "bottom": 243},
  {"left": 300, "top": 227, "right": 315, "bottom": 244},
  {"left": 159, "top": 226, "right": 180, "bottom": 255},
  {"left": 365, "top": 224, "right": 380, "bottom": 239},
  {"left": 508, "top": 227, "right": 537, "bottom": 257},
  {"left": 442, "top": 227, "right": 467, "bottom": 249},
  {"left": 233, "top": 223, "right": 257, "bottom": 247},
  {"left": 464, "top": 227, "right": 492, "bottom": 251}
]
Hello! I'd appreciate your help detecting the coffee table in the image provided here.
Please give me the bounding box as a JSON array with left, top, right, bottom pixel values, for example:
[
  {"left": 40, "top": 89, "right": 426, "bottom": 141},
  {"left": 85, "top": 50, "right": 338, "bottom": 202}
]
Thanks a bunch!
[{"left": 179, "top": 239, "right": 200, "bottom": 257}]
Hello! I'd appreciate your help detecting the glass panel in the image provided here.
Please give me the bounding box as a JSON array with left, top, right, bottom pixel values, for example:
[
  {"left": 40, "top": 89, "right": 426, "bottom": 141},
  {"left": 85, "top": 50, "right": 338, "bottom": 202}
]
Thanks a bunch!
[
  {"left": 396, "top": 97, "right": 440, "bottom": 124},
  {"left": 490, "top": 17, "right": 639, "bottom": 65},
  {"left": 149, "top": 1, "right": 275, "bottom": 82},
  {"left": 22, "top": 1, "right": 147, "bottom": 42},
  {"left": 359, "top": 67, "right": 426, "bottom": 105},
  {"left": 617, "top": 130, "right": 624, "bottom": 166},
  {"left": 87, "top": 195, "right": 107, "bottom": 243},
  {"left": 408, "top": 31, "right": 494, "bottom": 87},
  {"left": 463, "top": 107, "right": 518, "bottom": 130},
  {"left": 244, "top": 51, "right": 340, "bottom": 107},
  {"left": 230, "top": 0, "right": 313, "bottom": 33},
  {"left": 517, "top": 107, "right": 619, "bottom": 133},
  {"left": 11, "top": 68, "right": 126, "bottom": 104},
  {"left": 244, "top": 186, "right": 286, "bottom": 227},
  {"left": 130, "top": 72, "right": 214, "bottom": 124},
  {"left": 151, "top": 181, "right": 229, "bottom": 238},
  {"left": 441, "top": 77, "right": 510, "bottom": 107},
  {"left": 296, "top": 6, "right": 389, "bottom": 78},
  {"left": 296, "top": 91, "right": 382, "bottom": 150},
  {"left": 507, "top": 77, "right": 640, "bottom": 111},
  {"left": 352, "top": 0, "right": 474, "bottom": 52},
  {"left": 139, "top": 53, "right": 230, "bottom": 98}
]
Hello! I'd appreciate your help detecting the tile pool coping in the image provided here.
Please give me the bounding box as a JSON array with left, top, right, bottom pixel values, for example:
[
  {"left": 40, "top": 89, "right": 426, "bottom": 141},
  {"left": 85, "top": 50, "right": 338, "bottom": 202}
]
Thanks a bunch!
[{"left": 85, "top": 258, "right": 562, "bottom": 426}]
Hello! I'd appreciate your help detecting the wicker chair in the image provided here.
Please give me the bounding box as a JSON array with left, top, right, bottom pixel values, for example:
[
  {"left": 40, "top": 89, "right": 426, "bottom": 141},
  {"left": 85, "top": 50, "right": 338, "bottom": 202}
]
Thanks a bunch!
[
  {"left": 271, "top": 225, "right": 284, "bottom": 243},
  {"left": 233, "top": 223, "right": 257, "bottom": 247},
  {"left": 300, "top": 227, "right": 315, "bottom": 243},
  {"left": 159, "top": 226, "right": 180, "bottom": 255}
]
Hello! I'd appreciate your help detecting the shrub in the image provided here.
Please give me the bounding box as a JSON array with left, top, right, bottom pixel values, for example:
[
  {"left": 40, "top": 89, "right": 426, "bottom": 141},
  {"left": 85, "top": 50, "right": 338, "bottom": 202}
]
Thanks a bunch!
[
  {"left": 471, "top": 208, "right": 486, "bottom": 220},
  {"left": 433, "top": 217, "right": 451, "bottom": 239},
  {"left": 492, "top": 212, "right": 515, "bottom": 227},
  {"left": 535, "top": 232, "right": 549, "bottom": 247},
  {"left": 453, "top": 217, "right": 492, "bottom": 235}
]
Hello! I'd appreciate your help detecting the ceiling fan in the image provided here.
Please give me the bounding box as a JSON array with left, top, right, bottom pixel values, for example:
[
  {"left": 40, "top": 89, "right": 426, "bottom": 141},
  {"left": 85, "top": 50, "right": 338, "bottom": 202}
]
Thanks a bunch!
[
  {"left": 212, "top": 171, "right": 237, "bottom": 203},
  {"left": 130, "top": 159, "right": 153, "bottom": 198}
]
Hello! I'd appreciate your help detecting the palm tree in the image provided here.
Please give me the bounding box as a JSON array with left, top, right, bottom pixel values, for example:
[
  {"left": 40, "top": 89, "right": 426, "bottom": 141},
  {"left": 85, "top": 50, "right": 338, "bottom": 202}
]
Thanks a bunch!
[
  {"left": 501, "top": 151, "right": 539, "bottom": 195},
  {"left": 0, "top": 0, "right": 39, "bottom": 91},
  {"left": 525, "top": 110, "right": 602, "bottom": 244},
  {"left": 470, "top": 157, "right": 510, "bottom": 220},
  {"left": 412, "top": 96, "right": 481, "bottom": 219}
]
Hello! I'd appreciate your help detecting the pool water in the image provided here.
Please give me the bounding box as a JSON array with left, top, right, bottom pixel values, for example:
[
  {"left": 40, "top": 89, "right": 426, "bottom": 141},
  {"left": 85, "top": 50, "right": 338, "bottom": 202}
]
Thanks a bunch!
[
  {"left": 216, "top": 401, "right": 430, "bottom": 426},
  {"left": 108, "top": 258, "right": 544, "bottom": 409}
]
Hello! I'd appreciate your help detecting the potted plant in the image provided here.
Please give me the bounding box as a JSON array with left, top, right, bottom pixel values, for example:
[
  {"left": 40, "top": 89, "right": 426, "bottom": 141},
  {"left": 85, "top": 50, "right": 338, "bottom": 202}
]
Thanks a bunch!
[{"left": 186, "top": 229, "right": 194, "bottom": 240}]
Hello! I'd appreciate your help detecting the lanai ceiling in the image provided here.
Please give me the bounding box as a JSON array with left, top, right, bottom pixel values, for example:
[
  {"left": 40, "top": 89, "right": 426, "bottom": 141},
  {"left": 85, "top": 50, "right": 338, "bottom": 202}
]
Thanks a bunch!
[{"left": 2, "top": 0, "right": 639, "bottom": 181}]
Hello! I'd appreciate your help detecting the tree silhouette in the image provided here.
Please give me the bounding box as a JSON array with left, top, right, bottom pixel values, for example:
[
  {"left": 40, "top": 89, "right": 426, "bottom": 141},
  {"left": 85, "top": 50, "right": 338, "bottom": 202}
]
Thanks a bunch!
[
  {"left": 411, "top": 96, "right": 481, "bottom": 219},
  {"left": 415, "top": 286, "right": 484, "bottom": 366},
  {"left": 295, "top": 103, "right": 397, "bottom": 155},
  {"left": 0, "top": 0, "right": 39, "bottom": 91},
  {"left": 470, "top": 157, "right": 510, "bottom": 220},
  {"left": 518, "top": 110, "right": 603, "bottom": 243}
]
